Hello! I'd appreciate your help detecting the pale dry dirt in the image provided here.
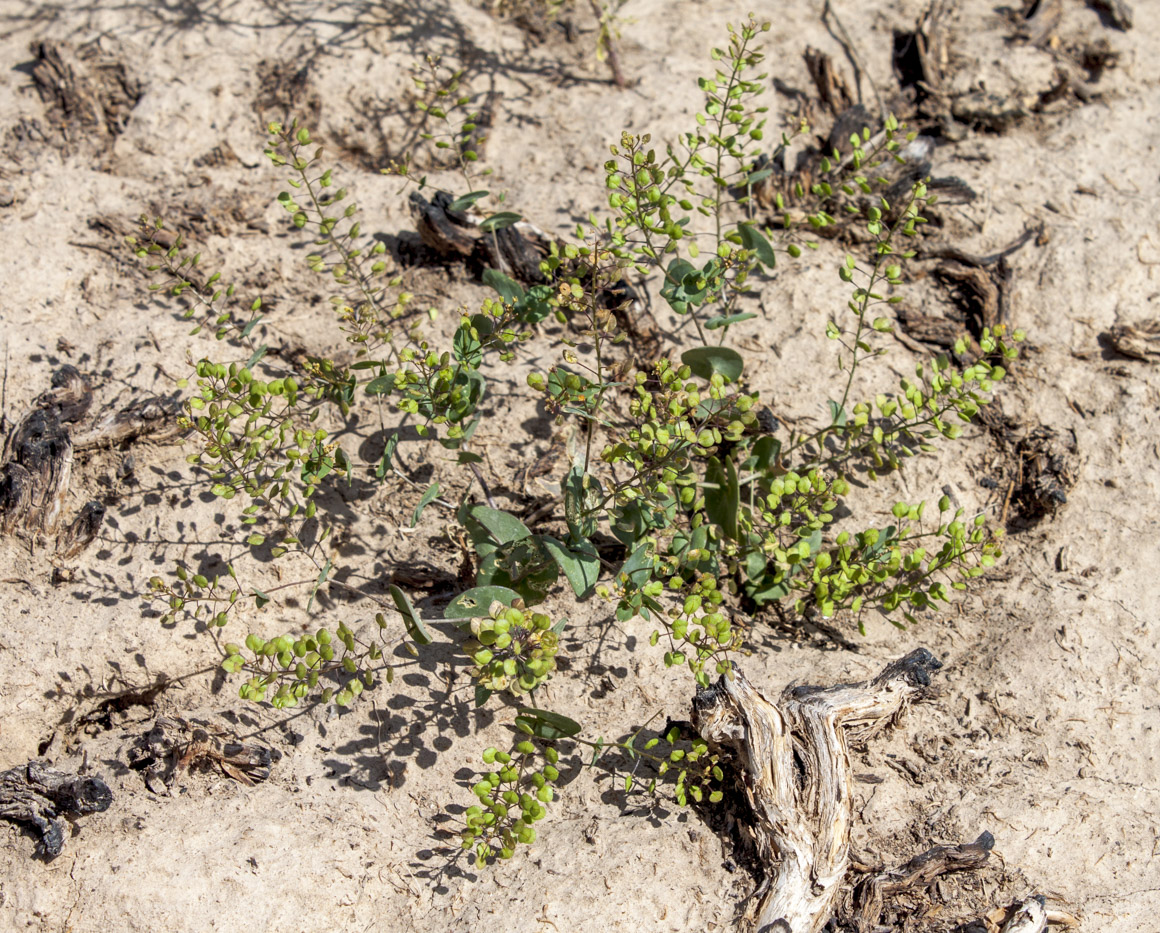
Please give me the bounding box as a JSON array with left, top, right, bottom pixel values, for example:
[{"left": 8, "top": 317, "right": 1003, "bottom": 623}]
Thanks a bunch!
[{"left": 0, "top": 1, "right": 1158, "bottom": 931}]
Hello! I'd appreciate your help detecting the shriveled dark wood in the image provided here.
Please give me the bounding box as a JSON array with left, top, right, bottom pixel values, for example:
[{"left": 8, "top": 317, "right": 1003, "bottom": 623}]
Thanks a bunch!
[
  {"left": 55, "top": 499, "right": 106, "bottom": 559},
  {"left": 1011, "top": 424, "right": 1077, "bottom": 522},
  {"left": 409, "top": 191, "right": 477, "bottom": 258},
  {"left": 692, "top": 649, "right": 942, "bottom": 933},
  {"left": 804, "top": 48, "right": 855, "bottom": 116},
  {"left": 1104, "top": 320, "right": 1160, "bottom": 361},
  {"left": 0, "top": 366, "right": 90, "bottom": 535},
  {"left": 0, "top": 409, "right": 74, "bottom": 535},
  {"left": 852, "top": 831, "right": 994, "bottom": 931},
  {"left": 479, "top": 222, "right": 550, "bottom": 283},
  {"left": 1088, "top": 0, "right": 1133, "bottom": 30},
  {"left": 128, "top": 717, "right": 282, "bottom": 793},
  {"left": 893, "top": 1, "right": 951, "bottom": 115},
  {"left": 0, "top": 761, "right": 112, "bottom": 858},
  {"left": 2, "top": 367, "right": 182, "bottom": 541},
  {"left": 894, "top": 307, "right": 975, "bottom": 357},
  {"left": 71, "top": 393, "right": 185, "bottom": 450},
  {"left": 935, "top": 261, "right": 1002, "bottom": 331},
  {"left": 29, "top": 40, "right": 142, "bottom": 151},
  {"left": 1000, "top": 896, "right": 1048, "bottom": 932}
]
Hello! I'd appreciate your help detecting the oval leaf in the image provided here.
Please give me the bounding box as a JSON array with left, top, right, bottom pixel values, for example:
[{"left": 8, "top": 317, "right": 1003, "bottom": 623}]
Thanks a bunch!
[
  {"left": 447, "top": 189, "right": 490, "bottom": 212},
  {"left": 443, "top": 585, "right": 521, "bottom": 620},
  {"left": 681, "top": 346, "right": 744, "bottom": 383},
  {"left": 389, "top": 584, "right": 432, "bottom": 645},
  {"left": 478, "top": 211, "right": 522, "bottom": 233},
  {"left": 481, "top": 268, "right": 525, "bottom": 305},
  {"left": 737, "top": 222, "right": 776, "bottom": 269},
  {"left": 539, "top": 535, "right": 599, "bottom": 598},
  {"left": 516, "top": 707, "right": 582, "bottom": 739},
  {"left": 458, "top": 504, "right": 532, "bottom": 547},
  {"left": 704, "top": 312, "right": 757, "bottom": 330},
  {"left": 411, "top": 482, "right": 440, "bottom": 528}
]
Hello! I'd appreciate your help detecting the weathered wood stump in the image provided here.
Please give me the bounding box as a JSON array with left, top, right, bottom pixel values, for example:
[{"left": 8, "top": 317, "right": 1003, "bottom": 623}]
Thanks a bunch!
[{"left": 692, "top": 650, "right": 943, "bottom": 933}]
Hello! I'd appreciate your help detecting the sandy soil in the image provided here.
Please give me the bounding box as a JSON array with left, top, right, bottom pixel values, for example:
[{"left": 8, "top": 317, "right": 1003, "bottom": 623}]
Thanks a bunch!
[{"left": 0, "top": 1, "right": 1158, "bottom": 931}]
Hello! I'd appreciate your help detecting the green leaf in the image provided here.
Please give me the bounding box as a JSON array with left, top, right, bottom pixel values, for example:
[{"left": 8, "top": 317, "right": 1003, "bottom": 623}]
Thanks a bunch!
[
  {"left": 681, "top": 346, "right": 744, "bottom": 382},
  {"left": 376, "top": 432, "right": 399, "bottom": 479},
  {"left": 478, "top": 212, "right": 522, "bottom": 233},
  {"left": 481, "top": 268, "right": 525, "bottom": 305},
  {"left": 474, "top": 685, "right": 492, "bottom": 707},
  {"left": 390, "top": 584, "right": 431, "bottom": 645},
  {"left": 444, "top": 585, "right": 522, "bottom": 620},
  {"left": 245, "top": 344, "right": 268, "bottom": 369},
  {"left": 828, "top": 400, "right": 848, "bottom": 428},
  {"left": 307, "top": 559, "right": 332, "bottom": 613},
  {"left": 737, "top": 222, "right": 776, "bottom": 269},
  {"left": 241, "top": 316, "right": 264, "bottom": 338},
  {"left": 704, "top": 312, "right": 757, "bottom": 330},
  {"left": 365, "top": 375, "right": 392, "bottom": 395},
  {"left": 453, "top": 322, "right": 483, "bottom": 368},
  {"left": 516, "top": 707, "right": 582, "bottom": 740},
  {"left": 539, "top": 535, "right": 599, "bottom": 598},
  {"left": 458, "top": 504, "right": 532, "bottom": 552},
  {"left": 447, "top": 190, "right": 490, "bottom": 212},
  {"left": 411, "top": 483, "right": 440, "bottom": 527},
  {"left": 660, "top": 258, "right": 704, "bottom": 314},
  {"left": 751, "top": 435, "right": 781, "bottom": 472},
  {"left": 620, "top": 541, "right": 654, "bottom": 588},
  {"left": 334, "top": 445, "right": 354, "bottom": 483},
  {"left": 253, "top": 589, "right": 271, "bottom": 608},
  {"left": 703, "top": 456, "right": 740, "bottom": 540}
]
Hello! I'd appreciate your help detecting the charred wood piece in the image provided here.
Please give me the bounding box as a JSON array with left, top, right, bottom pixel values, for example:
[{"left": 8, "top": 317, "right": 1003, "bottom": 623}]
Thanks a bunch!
[
  {"left": 1001, "top": 896, "right": 1048, "bottom": 933},
  {"left": 2, "top": 368, "right": 181, "bottom": 540},
  {"left": 0, "top": 761, "right": 112, "bottom": 858},
  {"left": 29, "top": 40, "right": 143, "bottom": 151}
]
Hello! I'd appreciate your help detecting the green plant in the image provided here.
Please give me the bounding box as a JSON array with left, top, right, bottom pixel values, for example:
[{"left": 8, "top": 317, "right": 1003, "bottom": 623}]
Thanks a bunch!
[{"left": 132, "top": 14, "right": 1019, "bottom": 867}]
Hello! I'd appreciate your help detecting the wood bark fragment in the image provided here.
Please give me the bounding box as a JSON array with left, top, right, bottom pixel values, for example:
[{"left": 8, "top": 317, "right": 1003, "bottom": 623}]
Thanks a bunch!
[
  {"left": 1104, "top": 321, "right": 1160, "bottom": 361},
  {"left": 1000, "top": 896, "right": 1048, "bottom": 933},
  {"left": 691, "top": 649, "right": 942, "bottom": 933},
  {"left": 1087, "top": 0, "right": 1133, "bottom": 30},
  {"left": 55, "top": 499, "right": 106, "bottom": 559},
  {"left": 1, "top": 367, "right": 182, "bottom": 547},
  {"left": 852, "top": 831, "right": 995, "bottom": 931},
  {"left": 29, "top": 40, "right": 142, "bottom": 153},
  {"left": 127, "top": 716, "right": 282, "bottom": 793},
  {"left": 71, "top": 393, "right": 185, "bottom": 450},
  {"left": 0, "top": 761, "right": 112, "bottom": 858},
  {"left": 0, "top": 365, "right": 89, "bottom": 535},
  {"left": 804, "top": 47, "right": 855, "bottom": 115}
]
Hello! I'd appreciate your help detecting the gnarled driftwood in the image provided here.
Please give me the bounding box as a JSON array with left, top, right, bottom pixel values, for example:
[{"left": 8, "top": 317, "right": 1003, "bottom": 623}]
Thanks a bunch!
[{"left": 692, "top": 649, "right": 942, "bottom": 933}]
